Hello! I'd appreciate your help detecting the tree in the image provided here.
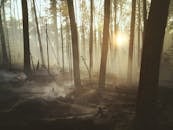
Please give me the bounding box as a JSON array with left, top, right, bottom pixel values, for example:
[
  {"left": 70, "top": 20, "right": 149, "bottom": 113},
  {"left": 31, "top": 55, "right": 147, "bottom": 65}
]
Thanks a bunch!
[
  {"left": 89, "top": 0, "right": 93, "bottom": 79},
  {"left": 135, "top": 0, "right": 170, "bottom": 129},
  {"left": 0, "top": 1, "right": 9, "bottom": 69},
  {"left": 127, "top": 0, "right": 136, "bottom": 82},
  {"left": 21, "top": 0, "right": 31, "bottom": 74},
  {"left": 32, "top": 0, "right": 45, "bottom": 67},
  {"left": 98, "top": 0, "right": 110, "bottom": 88},
  {"left": 143, "top": 0, "right": 147, "bottom": 28},
  {"left": 137, "top": 0, "right": 141, "bottom": 65},
  {"left": 2, "top": 1, "right": 11, "bottom": 66},
  {"left": 67, "top": 0, "right": 81, "bottom": 87},
  {"left": 60, "top": 6, "right": 64, "bottom": 72}
]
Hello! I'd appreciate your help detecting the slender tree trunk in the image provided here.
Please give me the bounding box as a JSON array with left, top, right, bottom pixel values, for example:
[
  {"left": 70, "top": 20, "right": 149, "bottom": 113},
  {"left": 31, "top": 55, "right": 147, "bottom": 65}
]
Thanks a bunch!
[
  {"left": 82, "top": 23, "right": 86, "bottom": 58},
  {"left": 127, "top": 0, "right": 136, "bottom": 82},
  {"left": 32, "top": 0, "right": 45, "bottom": 67},
  {"left": 89, "top": 0, "right": 93, "bottom": 79},
  {"left": 67, "top": 0, "right": 81, "bottom": 87},
  {"left": 46, "top": 23, "right": 49, "bottom": 73},
  {"left": 21, "top": 0, "right": 31, "bottom": 74},
  {"left": 135, "top": 0, "right": 170, "bottom": 130},
  {"left": 60, "top": 7, "right": 64, "bottom": 72},
  {"left": 50, "top": 0, "right": 59, "bottom": 65},
  {"left": 114, "top": 0, "right": 117, "bottom": 34},
  {"left": 143, "top": 0, "right": 147, "bottom": 29},
  {"left": 60, "top": 19, "right": 64, "bottom": 72},
  {"left": 138, "top": 0, "right": 141, "bottom": 66},
  {"left": 98, "top": 0, "right": 110, "bottom": 88}
]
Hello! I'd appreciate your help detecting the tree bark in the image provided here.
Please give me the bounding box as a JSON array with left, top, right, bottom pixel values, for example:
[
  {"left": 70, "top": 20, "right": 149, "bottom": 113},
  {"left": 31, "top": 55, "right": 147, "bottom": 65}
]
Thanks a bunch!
[
  {"left": 135, "top": 0, "right": 170, "bottom": 130},
  {"left": 67, "top": 0, "right": 81, "bottom": 87},
  {"left": 98, "top": 0, "right": 110, "bottom": 88},
  {"left": 127, "top": 0, "right": 136, "bottom": 82},
  {"left": 21, "top": 0, "right": 31, "bottom": 74}
]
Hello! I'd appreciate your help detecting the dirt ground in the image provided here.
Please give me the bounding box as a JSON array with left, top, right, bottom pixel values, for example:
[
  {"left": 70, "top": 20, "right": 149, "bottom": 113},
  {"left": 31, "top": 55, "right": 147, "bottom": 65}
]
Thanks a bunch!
[{"left": 0, "top": 71, "right": 172, "bottom": 130}]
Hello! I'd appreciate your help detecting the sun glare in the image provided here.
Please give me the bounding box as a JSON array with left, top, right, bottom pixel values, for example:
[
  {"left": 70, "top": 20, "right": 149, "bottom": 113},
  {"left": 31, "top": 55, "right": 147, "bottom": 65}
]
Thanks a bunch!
[{"left": 112, "top": 32, "right": 128, "bottom": 48}]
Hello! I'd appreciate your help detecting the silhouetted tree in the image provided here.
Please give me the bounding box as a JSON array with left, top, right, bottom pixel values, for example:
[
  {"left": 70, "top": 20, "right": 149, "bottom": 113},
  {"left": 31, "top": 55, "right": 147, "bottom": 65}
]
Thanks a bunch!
[
  {"left": 98, "top": 0, "right": 110, "bottom": 88},
  {"left": 89, "top": 0, "right": 93, "bottom": 79},
  {"left": 135, "top": 0, "right": 170, "bottom": 130},
  {"left": 67, "top": 0, "right": 81, "bottom": 87},
  {"left": 21, "top": 0, "right": 31, "bottom": 74}
]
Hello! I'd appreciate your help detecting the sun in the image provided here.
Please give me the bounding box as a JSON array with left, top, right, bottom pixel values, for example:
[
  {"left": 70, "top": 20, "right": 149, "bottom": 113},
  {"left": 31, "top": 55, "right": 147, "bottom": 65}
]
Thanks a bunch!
[{"left": 112, "top": 32, "right": 128, "bottom": 48}]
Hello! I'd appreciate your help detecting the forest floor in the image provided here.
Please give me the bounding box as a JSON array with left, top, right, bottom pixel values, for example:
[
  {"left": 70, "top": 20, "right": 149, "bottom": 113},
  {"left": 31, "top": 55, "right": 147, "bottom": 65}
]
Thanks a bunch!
[{"left": 0, "top": 69, "right": 172, "bottom": 130}]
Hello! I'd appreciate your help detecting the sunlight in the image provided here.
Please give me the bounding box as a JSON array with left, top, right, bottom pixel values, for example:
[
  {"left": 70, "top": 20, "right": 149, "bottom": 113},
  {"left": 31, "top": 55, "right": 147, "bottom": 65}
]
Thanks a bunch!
[{"left": 112, "top": 32, "right": 128, "bottom": 48}]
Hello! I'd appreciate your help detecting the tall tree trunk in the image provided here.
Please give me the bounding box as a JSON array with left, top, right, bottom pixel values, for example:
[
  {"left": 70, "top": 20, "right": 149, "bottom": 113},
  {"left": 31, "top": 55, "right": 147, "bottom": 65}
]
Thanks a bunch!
[
  {"left": 143, "top": 0, "right": 147, "bottom": 29},
  {"left": 46, "top": 23, "right": 49, "bottom": 73},
  {"left": 2, "top": 4, "right": 11, "bottom": 66},
  {"left": 60, "top": 7, "right": 64, "bottom": 72},
  {"left": 82, "top": 23, "right": 86, "bottom": 58},
  {"left": 67, "top": 0, "right": 81, "bottom": 87},
  {"left": 135, "top": 0, "right": 170, "bottom": 130},
  {"left": 32, "top": 0, "right": 45, "bottom": 67},
  {"left": 21, "top": 0, "right": 31, "bottom": 74},
  {"left": 138, "top": 0, "right": 141, "bottom": 66},
  {"left": 0, "top": 4, "right": 9, "bottom": 69},
  {"left": 50, "top": 0, "right": 59, "bottom": 65},
  {"left": 114, "top": 0, "right": 117, "bottom": 34},
  {"left": 60, "top": 16, "right": 64, "bottom": 72},
  {"left": 89, "top": 0, "right": 93, "bottom": 79},
  {"left": 127, "top": 0, "right": 136, "bottom": 82},
  {"left": 98, "top": 0, "right": 110, "bottom": 88}
]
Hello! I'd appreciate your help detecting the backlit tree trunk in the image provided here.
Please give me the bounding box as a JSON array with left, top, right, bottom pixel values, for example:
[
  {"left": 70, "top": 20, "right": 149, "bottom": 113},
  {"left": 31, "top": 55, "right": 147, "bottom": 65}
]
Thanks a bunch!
[
  {"left": 33, "top": 0, "right": 45, "bottom": 67},
  {"left": 21, "top": 0, "right": 31, "bottom": 74},
  {"left": 135, "top": 0, "right": 170, "bottom": 129},
  {"left": 98, "top": 0, "right": 110, "bottom": 88},
  {"left": 67, "top": 0, "right": 81, "bottom": 87},
  {"left": 89, "top": 0, "right": 93, "bottom": 79}
]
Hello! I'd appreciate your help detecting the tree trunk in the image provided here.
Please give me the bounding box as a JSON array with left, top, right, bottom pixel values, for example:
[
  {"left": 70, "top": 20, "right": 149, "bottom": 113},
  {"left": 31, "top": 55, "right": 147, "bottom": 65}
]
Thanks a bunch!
[
  {"left": 143, "top": 0, "right": 147, "bottom": 28},
  {"left": 2, "top": 4, "right": 11, "bottom": 66},
  {"left": 32, "top": 0, "right": 45, "bottom": 67},
  {"left": 50, "top": 0, "right": 59, "bottom": 65},
  {"left": 89, "top": 0, "right": 93, "bottom": 79},
  {"left": 21, "top": 0, "right": 31, "bottom": 74},
  {"left": 59, "top": 7, "right": 64, "bottom": 73},
  {"left": 127, "top": 0, "right": 136, "bottom": 82},
  {"left": 138, "top": 0, "right": 141, "bottom": 66},
  {"left": 98, "top": 0, "right": 110, "bottom": 88},
  {"left": 114, "top": 0, "right": 117, "bottom": 34},
  {"left": 46, "top": 23, "right": 50, "bottom": 73},
  {"left": 135, "top": 0, "right": 170, "bottom": 130},
  {"left": 67, "top": 0, "right": 81, "bottom": 87}
]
